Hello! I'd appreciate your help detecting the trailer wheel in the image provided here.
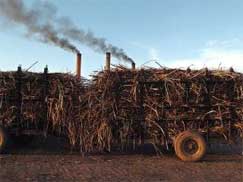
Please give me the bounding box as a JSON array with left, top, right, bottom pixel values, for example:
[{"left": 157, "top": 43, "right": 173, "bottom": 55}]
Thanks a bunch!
[
  {"left": 0, "top": 126, "right": 8, "bottom": 154},
  {"left": 174, "top": 130, "right": 206, "bottom": 162}
]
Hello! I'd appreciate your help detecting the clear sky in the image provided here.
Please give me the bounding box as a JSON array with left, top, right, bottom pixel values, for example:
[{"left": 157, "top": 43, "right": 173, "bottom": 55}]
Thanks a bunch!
[{"left": 0, "top": 0, "right": 243, "bottom": 77}]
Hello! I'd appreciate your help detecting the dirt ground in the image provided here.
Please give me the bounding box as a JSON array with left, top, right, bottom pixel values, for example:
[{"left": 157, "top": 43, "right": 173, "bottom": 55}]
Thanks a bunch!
[{"left": 0, "top": 137, "right": 242, "bottom": 182}]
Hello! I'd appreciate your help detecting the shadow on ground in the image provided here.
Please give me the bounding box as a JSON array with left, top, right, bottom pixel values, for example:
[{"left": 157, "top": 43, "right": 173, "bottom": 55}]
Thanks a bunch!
[{"left": 8, "top": 135, "right": 243, "bottom": 157}]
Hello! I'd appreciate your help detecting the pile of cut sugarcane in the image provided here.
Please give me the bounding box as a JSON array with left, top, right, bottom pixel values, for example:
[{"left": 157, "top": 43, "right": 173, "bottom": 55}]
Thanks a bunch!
[
  {"left": 0, "top": 70, "right": 85, "bottom": 148},
  {"left": 79, "top": 66, "right": 243, "bottom": 152},
  {"left": 0, "top": 66, "right": 242, "bottom": 153}
]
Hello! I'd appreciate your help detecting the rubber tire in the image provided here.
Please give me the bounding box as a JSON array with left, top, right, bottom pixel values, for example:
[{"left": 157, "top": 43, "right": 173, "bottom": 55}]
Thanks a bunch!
[
  {"left": 0, "top": 126, "right": 9, "bottom": 154},
  {"left": 174, "top": 131, "right": 206, "bottom": 162}
]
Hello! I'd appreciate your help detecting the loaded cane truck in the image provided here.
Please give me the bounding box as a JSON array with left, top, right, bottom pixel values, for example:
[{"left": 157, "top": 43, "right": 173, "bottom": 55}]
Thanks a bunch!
[
  {"left": 0, "top": 66, "right": 50, "bottom": 152},
  {"left": 0, "top": 53, "right": 242, "bottom": 162}
]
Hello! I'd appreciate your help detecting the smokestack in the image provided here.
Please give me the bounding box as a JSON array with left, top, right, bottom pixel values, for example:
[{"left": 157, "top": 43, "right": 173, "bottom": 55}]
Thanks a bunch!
[
  {"left": 105, "top": 52, "right": 111, "bottom": 71},
  {"left": 132, "top": 62, "right": 136, "bottom": 70},
  {"left": 76, "top": 53, "right": 81, "bottom": 77}
]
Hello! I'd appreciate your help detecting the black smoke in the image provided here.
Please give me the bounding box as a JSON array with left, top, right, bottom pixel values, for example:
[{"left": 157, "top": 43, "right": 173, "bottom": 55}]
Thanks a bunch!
[
  {"left": 0, "top": 0, "right": 134, "bottom": 64},
  {"left": 0, "top": 0, "right": 80, "bottom": 53}
]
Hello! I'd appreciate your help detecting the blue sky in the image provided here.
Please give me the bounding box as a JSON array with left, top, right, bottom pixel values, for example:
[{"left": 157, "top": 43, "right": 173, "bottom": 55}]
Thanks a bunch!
[{"left": 0, "top": 0, "right": 243, "bottom": 77}]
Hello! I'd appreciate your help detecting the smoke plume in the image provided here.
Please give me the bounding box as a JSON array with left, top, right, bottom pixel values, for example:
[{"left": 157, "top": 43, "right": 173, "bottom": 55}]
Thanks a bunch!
[
  {"left": 0, "top": 0, "right": 134, "bottom": 64},
  {"left": 57, "top": 18, "right": 135, "bottom": 64},
  {"left": 0, "top": 0, "right": 80, "bottom": 53}
]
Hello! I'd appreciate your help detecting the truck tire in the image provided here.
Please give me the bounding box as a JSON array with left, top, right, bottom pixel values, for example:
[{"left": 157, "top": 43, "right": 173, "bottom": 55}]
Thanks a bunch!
[
  {"left": 174, "top": 130, "right": 206, "bottom": 162},
  {"left": 0, "top": 126, "right": 9, "bottom": 154}
]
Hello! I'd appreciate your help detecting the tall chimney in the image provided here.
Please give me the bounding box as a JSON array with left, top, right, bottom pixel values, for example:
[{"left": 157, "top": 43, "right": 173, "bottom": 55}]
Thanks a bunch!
[
  {"left": 76, "top": 53, "right": 81, "bottom": 77},
  {"left": 132, "top": 62, "right": 136, "bottom": 70},
  {"left": 105, "top": 52, "right": 111, "bottom": 71}
]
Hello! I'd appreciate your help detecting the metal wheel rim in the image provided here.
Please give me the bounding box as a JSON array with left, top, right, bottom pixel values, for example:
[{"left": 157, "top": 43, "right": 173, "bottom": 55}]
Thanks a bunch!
[{"left": 182, "top": 138, "right": 199, "bottom": 155}]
